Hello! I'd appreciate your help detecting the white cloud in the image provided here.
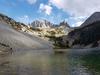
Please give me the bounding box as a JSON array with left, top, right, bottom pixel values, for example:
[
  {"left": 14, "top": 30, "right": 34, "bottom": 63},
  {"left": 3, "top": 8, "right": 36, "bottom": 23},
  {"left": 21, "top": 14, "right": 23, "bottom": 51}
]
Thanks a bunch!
[
  {"left": 49, "top": 0, "right": 100, "bottom": 27},
  {"left": 49, "top": 0, "right": 100, "bottom": 17},
  {"left": 26, "top": 0, "right": 37, "bottom": 4},
  {"left": 72, "top": 16, "right": 87, "bottom": 27},
  {"left": 17, "top": 15, "right": 31, "bottom": 24},
  {"left": 72, "top": 21, "right": 83, "bottom": 27},
  {"left": 39, "top": 3, "right": 52, "bottom": 15},
  {"left": 66, "top": 16, "right": 87, "bottom": 27}
]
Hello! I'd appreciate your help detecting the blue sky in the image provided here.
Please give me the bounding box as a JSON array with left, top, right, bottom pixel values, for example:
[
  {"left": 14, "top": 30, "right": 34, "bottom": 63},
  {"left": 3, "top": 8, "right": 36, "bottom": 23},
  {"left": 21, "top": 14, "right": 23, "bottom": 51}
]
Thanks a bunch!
[{"left": 0, "top": 0, "right": 99, "bottom": 27}]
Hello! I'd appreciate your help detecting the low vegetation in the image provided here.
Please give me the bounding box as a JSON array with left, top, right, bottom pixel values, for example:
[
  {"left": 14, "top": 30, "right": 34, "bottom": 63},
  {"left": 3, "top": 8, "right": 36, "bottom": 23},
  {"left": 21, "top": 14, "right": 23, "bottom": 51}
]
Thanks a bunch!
[{"left": 46, "top": 36, "right": 69, "bottom": 49}]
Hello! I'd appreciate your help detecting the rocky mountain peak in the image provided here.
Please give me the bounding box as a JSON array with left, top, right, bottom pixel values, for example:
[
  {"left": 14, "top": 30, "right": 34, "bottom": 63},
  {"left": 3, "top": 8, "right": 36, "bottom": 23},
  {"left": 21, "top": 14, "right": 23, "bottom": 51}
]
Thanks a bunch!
[
  {"left": 59, "top": 21, "right": 70, "bottom": 28},
  {"left": 31, "top": 19, "right": 53, "bottom": 28}
]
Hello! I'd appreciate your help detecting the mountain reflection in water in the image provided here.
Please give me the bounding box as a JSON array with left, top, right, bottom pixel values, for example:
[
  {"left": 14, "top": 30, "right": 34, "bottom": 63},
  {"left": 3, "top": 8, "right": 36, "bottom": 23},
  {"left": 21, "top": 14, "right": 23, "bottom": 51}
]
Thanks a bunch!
[{"left": 0, "top": 49, "right": 100, "bottom": 75}]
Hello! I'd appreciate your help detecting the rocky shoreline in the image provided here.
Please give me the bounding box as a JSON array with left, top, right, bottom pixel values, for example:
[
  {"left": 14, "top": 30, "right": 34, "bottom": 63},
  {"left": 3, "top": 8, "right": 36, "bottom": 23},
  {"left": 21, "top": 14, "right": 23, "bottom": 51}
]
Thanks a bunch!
[{"left": 0, "top": 43, "right": 12, "bottom": 57}]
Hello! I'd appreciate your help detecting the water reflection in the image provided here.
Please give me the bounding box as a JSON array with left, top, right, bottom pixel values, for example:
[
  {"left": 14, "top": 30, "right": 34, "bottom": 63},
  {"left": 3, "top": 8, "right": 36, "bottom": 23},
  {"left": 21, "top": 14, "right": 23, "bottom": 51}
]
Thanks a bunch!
[
  {"left": 80, "top": 51, "right": 100, "bottom": 75},
  {"left": 0, "top": 49, "right": 100, "bottom": 75}
]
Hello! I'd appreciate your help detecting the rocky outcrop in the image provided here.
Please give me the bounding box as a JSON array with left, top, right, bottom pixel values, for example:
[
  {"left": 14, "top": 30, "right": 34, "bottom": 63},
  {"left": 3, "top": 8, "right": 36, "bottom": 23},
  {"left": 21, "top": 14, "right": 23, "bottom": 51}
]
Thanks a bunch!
[
  {"left": 30, "top": 20, "right": 71, "bottom": 40},
  {"left": 31, "top": 20, "right": 71, "bottom": 35},
  {"left": 0, "top": 13, "right": 28, "bottom": 31},
  {"left": 68, "top": 21, "right": 100, "bottom": 48},
  {"left": 31, "top": 19, "right": 53, "bottom": 28},
  {"left": 63, "top": 12, "right": 100, "bottom": 48},
  {"left": 59, "top": 21, "right": 72, "bottom": 35},
  {"left": 59, "top": 21, "right": 70, "bottom": 28},
  {"left": 0, "top": 43, "right": 12, "bottom": 57},
  {"left": 0, "top": 22, "right": 52, "bottom": 50},
  {"left": 0, "top": 43, "right": 13, "bottom": 66}
]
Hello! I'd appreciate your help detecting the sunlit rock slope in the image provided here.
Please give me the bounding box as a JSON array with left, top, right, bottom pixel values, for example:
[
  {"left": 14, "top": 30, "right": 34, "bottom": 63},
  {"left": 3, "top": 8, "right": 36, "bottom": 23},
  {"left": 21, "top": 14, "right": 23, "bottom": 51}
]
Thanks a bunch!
[{"left": 0, "top": 22, "right": 52, "bottom": 50}]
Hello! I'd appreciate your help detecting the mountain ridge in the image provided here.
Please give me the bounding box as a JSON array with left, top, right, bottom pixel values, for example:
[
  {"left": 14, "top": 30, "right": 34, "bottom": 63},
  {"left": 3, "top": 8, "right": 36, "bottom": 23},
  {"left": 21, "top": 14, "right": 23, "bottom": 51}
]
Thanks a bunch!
[
  {"left": 62, "top": 12, "right": 100, "bottom": 48},
  {"left": 81, "top": 12, "right": 100, "bottom": 27}
]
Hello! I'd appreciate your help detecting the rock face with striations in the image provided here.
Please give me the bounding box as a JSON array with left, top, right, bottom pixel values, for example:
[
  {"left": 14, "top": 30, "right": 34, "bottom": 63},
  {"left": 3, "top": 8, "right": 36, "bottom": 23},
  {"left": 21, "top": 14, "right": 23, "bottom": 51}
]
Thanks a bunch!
[
  {"left": 64, "top": 12, "right": 100, "bottom": 48},
  {"left": 31, "top": 20, "right": 53, "bottom": 29}
]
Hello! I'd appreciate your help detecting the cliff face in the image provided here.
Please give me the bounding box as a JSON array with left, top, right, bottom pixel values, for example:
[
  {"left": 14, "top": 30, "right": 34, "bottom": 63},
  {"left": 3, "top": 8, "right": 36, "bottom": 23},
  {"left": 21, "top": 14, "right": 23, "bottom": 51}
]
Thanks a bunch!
[
  {"left": 63, "top": 12, "right": 100, "bottom": 48},
  {"left": 66, "top": 21, "right": 100, "bottom": 48},
  {"left": 31, "top": 20, "right": 53, "bottom": 28}
]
